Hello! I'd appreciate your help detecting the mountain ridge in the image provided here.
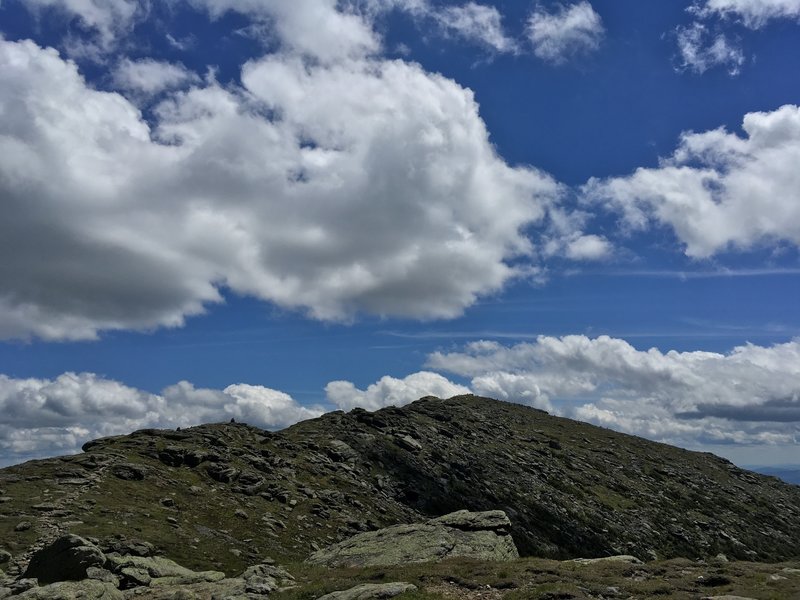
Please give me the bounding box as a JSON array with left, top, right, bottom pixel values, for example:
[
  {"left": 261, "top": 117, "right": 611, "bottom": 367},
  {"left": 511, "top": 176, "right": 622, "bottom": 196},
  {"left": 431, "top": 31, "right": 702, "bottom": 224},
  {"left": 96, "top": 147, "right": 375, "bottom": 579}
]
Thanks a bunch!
[{"left": 1, "top": 394, "right": 799, "bottom": 578}]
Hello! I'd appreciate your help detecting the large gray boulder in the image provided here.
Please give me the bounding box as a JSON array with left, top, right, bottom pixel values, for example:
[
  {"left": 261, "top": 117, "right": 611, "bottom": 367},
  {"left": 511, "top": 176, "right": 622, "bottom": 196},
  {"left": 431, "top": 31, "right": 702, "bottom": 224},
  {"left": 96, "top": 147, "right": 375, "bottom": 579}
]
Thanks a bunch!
[
  {"left": 22, "top": 535, "right": 106, "bottom": 584},
  {"left": 105, "top": 555, "right": 224, "bottom": 587},
  {"left": 13, "top": 580, "right": 122, "bottom": 599},
  {"left": 316, "top": 582, "right": 417, "bottom": 600},
  {"left": 307, "top": 510, "right": 518, "bottom": 567}
]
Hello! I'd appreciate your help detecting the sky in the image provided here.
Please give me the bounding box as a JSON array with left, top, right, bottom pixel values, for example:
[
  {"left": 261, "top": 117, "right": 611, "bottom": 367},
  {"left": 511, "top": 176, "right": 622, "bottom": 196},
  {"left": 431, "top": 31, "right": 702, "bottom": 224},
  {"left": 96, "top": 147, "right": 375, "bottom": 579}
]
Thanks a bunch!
[{"left": 0, "top": 0, "right": 799, "bottom": 468}]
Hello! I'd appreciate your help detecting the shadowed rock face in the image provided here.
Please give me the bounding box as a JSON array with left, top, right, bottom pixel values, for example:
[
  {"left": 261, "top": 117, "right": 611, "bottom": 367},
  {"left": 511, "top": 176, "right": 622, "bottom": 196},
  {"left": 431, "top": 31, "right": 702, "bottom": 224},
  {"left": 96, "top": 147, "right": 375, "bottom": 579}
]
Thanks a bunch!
[
  {"left": 307, "top": 510, "right": 519, "bottom": 567},
  {"left": 23, "top": 535, "right": 105, "bottom": 584},
  {"left": 1, "top": 395, "right": 800, "bottom": 574}
]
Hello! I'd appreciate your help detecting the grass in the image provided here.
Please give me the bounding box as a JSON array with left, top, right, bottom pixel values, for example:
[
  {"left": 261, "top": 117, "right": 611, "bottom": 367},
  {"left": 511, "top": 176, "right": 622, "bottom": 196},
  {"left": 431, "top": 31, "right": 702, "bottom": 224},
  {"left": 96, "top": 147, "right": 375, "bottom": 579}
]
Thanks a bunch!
[{"left": 270, "top": 557, "right": 800, "bottom": 600}]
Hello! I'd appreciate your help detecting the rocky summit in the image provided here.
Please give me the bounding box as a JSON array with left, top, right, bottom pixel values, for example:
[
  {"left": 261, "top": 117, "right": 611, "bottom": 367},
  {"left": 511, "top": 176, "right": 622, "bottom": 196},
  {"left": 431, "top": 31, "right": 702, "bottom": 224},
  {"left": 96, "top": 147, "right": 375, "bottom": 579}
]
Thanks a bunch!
[{"left": 0, "top": 394, "right": 799, "bottom": 598}]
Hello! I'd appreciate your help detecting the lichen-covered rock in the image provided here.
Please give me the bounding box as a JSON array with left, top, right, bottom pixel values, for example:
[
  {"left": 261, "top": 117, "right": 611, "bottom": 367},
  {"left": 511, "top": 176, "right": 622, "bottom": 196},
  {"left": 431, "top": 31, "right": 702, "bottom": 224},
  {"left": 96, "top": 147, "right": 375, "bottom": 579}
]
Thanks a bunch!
[
  {"left": 316, "top": 582, "right": 417, "bottom": 600},
  {"left": 23, "top": 535, "right": 106, "bottom": 584},
  {"left": 106, "top": 555, "right": 224, "bottom": 586},
  {"left": 14, "top": 580, "right": 123, "bottom": 599},
  {"left": 430, "top": 510, "right": 510, "bottom": 531},
  {"left": 306, "top": 510, "right": 518, "bottom": 567},
  {"left": 570, "top": 555, "right": 642, "bottom": 565},
  {"left": 106, "top": 561, "right": 293, "bottom": 599}
]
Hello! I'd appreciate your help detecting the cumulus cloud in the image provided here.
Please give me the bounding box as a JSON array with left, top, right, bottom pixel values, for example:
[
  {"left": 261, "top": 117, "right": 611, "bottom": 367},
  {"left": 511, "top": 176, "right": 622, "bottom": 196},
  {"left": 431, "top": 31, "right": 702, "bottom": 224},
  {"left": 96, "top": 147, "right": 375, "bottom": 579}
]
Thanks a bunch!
[
  {"left": 0, "top": 373, "right": 323, "bottom": 465},
  {"left": 693, "top": 0, "right": 800, "bottom": 28},
  {"left": 583, "top": 104, "right": 800, "bottom": 257},
  {"left": 22, "top": 0, "right": 143, "bottom": 56},
  {"left": 188, "top": 0, "right": 379, "bottom": 61},
  {"left": 112, "top": 58, "right": 200, "bottom": 97},
  {"left": 325, "top": 371, "right": 470, "bottom": 411},
  {"left": 674, "top": 22, "right": 744, "bottom": 75},
  {"left": 541, "top": 208, "right": 613, "bottom": 261},
  {"left": 428, "top": 335, "right": 800, "bottom": 447},
  {"left": 0, "top": 32, "right": 563, "bottom": 340},
  {"left": 526, "top": 1, "right": 604, "bottom": 64},
  {"left": 433, "top": 3, "right": 517, "bottom": 53}
]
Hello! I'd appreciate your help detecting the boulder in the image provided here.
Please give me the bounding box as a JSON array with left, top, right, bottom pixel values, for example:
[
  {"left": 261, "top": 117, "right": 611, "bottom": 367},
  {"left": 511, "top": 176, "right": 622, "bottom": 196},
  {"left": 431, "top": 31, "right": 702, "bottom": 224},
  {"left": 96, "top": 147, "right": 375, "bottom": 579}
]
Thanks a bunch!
[
  {"left": 14, "top": 580, "right": 122, "bottom": 599},
  {"left": 22, "top": 535, "right": 106, "bottom": 584},
  {"left": 430, "top": 510, "right": 510, "bottom": 531},
  {"left": 110, "top": 464, "right": 145, "bottom": 481},
  {"left": 326, "top": 441, "right": 359, "bottom": 463},
  {"left": 316, "top": 582, "right": 417, "bottom": 600},
  {"left": 307, "top": 510, "right": 518, "bottom": 567},
  {"left": 569, "top": 555, "right": 642, "bottom": 565},
  {"left": 106, "top": 555, "right": 224, "bottom": 586}
]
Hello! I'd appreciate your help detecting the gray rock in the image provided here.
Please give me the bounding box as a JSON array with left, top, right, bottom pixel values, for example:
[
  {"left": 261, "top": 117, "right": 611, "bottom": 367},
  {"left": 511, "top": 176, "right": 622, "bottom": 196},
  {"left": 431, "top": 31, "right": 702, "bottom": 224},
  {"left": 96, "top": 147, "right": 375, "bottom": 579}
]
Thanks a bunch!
[
  {"left": 14, "top": 580, "right": 123, "bottom": 599},
  {"left": 110, "top": 464, "right": 145, "bottom": 481},
  {"left": 23, "top": 535, "right": 106, "bottom": 584},
  {"left": 430, "top": 509, "right": 510, "bottom": 531},
  {"left": 120, "top": 566, "right": 152, "bottom": 587},
  {"left": 570, "top": 555, "right": 642, "bottom": 565},
  {"left": 206, "top": 463, "right": 239, "bottom": 483},
  {"left": 0, "top": 551, "right": 10, "bottom": 564},
  {"left": 102, "top": 539, "right": 155, "bottom": 558},
  {"left": 106, "top": 555, "right": 225, "bottom": 586},
  {"left": 85, "top": 567, "right": 118, "bottom": 586},
  {"left": 8, "top": 580, "right": 38, "bottom": 595},
  {"left": 326, "top": 441, "right": 359, "bottom": 463},
  {"left": 316, "top": 582, "right": 417, "bottom": 600},
  {"left": 14, "top": 522, "right": 32, "bottom": 532},
  {"left": 395, "top": 436, "right": 422, "bottom": 453},
  {"left": 307, "top": 510, "right": 518, "bottom": 567}
]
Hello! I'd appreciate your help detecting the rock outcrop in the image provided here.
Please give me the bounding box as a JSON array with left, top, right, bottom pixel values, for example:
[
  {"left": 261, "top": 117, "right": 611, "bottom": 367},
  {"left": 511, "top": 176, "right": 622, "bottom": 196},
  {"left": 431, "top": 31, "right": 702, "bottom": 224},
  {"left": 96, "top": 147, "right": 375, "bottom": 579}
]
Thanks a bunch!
[
  {"left": 307, "top": 510, "right": 518, "bottom": 567},
  {"left": 22, "top": 535, "right": 105, "bottom": 584},
  {"left": 316, "top": 582, "right": 417, "bottom": 600},
  {"left": 1, "top": 536, "right": 294, "bottom": 600}
]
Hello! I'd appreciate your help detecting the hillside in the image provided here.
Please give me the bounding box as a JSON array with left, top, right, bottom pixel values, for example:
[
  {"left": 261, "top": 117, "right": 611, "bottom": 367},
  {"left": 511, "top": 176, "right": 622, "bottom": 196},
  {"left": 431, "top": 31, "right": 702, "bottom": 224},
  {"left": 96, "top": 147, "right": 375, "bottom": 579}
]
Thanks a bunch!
[{"left": 1, "top": 395, "right": 799, "bottom": 578}]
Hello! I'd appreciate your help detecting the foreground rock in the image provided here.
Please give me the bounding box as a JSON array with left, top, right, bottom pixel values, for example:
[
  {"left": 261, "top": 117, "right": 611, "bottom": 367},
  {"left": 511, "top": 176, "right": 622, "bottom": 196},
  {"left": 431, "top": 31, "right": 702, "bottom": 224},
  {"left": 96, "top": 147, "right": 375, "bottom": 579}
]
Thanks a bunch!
[
  {"left": 316, "top": 582, "right": 417, "bottom": 600},
  {"left": 307, "top": 509, "right": 518, "bottom": 567},
  {"left": 570, "top": 555, "right": 642, "bottom": 565},
  {"left": 13, "top": 580, "right": 122, "bottom": 599},
  {"left": 23, "top": 535, "right": 106, "bottom": 584},
  {"left": 2, "top": 536, "right": 293, "bottom": 599}
]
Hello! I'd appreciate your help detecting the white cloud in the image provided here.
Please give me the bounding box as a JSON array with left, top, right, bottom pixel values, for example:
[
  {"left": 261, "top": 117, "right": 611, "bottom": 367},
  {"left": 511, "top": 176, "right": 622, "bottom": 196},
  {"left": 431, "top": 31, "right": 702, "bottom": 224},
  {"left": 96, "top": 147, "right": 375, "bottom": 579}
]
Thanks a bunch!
[
  {"left": 325, "top": 371, "right": 470, "bottom": 411},
  {"left": 112, "top": 58, "right": 200, "bottom": 96},
  {"left": 434, "top": 3, "right": 517, "bottom": 53},
  {"left": 583, "top": 104, "right": 800, "bottom": 257},
  {"left": 189, "top": 0, "right": 379, "bottom": 61},
  {"left": 0, "top": 34, "right": 562, "bottom": 340},
  {"left": 428, "top": 335, "right": 800, "bottom": 448},
  {"left": 674, "top": 22, "right": 744, "bottom": 75},
  {"left": 693, "top": 0, "right": 800, "bottom": 28},
  {"left": 541, "top": 208, "right": 613, "bottom": 261},
  {"left": 22, "top": 0, "right": 143, "bottom": 56},
  {"left": 527, "top": 1, "right": 604, "bottom": 64},
  {"left": 0, "top": 373, "right": 322, "bottom": 465}
]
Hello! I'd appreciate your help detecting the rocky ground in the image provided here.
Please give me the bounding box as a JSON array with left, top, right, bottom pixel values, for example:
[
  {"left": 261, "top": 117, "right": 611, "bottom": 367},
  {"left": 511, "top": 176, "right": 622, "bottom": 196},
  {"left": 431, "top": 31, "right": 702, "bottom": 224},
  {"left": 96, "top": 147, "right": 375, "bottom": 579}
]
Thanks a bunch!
[{"left": 0, "top": 511, "right": 798, "bottom": 599}]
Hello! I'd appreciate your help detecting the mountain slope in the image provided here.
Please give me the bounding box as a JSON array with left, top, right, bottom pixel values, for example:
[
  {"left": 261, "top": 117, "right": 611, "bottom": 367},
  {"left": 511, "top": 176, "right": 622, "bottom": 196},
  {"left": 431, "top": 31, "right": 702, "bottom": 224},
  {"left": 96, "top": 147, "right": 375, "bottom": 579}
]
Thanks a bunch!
[{"left": 1, "top": 395, "right": 799, "bottom": 576}]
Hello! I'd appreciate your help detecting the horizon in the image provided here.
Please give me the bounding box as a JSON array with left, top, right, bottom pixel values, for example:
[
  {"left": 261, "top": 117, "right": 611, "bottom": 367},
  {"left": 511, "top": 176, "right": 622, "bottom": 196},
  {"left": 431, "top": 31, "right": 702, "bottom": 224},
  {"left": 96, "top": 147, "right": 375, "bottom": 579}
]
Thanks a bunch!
[{"left": 0, "top": 0, "right": 799, "bottom": 469}]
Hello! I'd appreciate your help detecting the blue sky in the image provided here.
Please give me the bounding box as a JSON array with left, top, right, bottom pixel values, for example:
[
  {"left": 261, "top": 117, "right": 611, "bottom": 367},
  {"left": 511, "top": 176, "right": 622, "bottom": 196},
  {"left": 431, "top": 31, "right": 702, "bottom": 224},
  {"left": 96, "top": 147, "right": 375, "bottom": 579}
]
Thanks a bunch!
[{"left": 0, "top": 0, "right": 799, "bottom": 467}]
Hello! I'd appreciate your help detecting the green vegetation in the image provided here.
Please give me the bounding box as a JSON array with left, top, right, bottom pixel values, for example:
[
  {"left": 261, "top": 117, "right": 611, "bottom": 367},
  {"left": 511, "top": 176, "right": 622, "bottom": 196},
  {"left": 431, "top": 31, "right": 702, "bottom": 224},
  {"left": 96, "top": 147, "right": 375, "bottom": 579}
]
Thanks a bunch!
[{"left": 272, "top": 556, "right": 800, "bottom": 600}]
